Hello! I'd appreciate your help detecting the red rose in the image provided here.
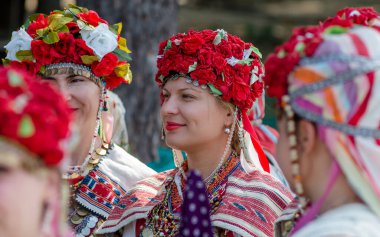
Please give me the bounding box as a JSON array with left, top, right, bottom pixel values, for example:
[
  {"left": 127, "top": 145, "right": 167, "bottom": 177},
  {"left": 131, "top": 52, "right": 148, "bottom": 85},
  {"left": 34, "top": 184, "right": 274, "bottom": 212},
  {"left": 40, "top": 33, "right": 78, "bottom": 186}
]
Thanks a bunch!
[
  {"left": 31, "top": 40, "right": 53, "bottom": 65},
  {"left": 212, "top": 53, "right": 227, "bottom": 74},
  {"left": 232, "top": 79, "right": 251, "bottom": 110},
  {"left": 75, "top": 39, "right": 94, "bottom": 63},
  {"left": 26, "top": 14, "right": 48, "bottom": 38},
  {"left": 197, "top": 49, "right": 213, "bottom": 65},
  {"left": 66, "top": 21, "right": 80, "bottom": 34},
  {"left": 251, "top": 81, "right": 263, "bottom": 99},
  {"left": 180, "top": 34, "right": 205, "bottom": 55},
  {"left": 55, "top": 33, "right": 76, "bottom": 58},
  {"left": 8, "top": 61, "right": 41, "bottom": 76},
  {"left": 77, "top": 10, "right": 108, "bottom": 26},
  {"left": 92, "top": 53, "right": 118, "bottom": 77},
  {"left": 104, "top": 72, "right": 124, "bottom": 90},
  {"left": 190, "top": 66, "right": 217, "bottom": 85}
]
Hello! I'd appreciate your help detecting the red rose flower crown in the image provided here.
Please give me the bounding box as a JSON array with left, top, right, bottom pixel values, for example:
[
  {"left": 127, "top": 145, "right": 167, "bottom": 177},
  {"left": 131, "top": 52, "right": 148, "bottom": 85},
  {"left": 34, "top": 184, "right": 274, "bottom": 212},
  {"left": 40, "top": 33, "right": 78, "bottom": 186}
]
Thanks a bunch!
[
  {"left": 3, "top": 4, "right": 132, "bottom": 90},
  {"left": 156, "top": 29, "right": 264, "bottom": 112}
]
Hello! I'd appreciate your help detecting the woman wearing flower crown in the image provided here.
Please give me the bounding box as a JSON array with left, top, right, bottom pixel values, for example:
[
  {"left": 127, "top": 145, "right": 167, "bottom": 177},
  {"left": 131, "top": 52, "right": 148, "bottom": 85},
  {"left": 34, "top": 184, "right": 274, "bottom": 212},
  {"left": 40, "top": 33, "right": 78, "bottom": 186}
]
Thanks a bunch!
[
  {"left": 3, "top": 5, "right": 156, "bottom": 236},
  {"left": 0, "top": 66, "right": 72, "bottom": 237},
  {"left": 97, "top": 29, "right": 294, "bottom": 237},
  {"left": 264, "top": 7, "right": 380, "bottom": 237}
]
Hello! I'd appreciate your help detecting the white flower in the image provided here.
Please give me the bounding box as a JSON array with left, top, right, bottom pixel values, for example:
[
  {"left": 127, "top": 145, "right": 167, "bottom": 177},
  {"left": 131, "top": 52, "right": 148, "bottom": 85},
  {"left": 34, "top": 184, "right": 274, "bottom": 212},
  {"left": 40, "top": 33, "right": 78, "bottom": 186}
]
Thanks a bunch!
[
  {"left": 80, "top": 23, "right": 118, "bottom": 59},
  {"left": 4, "top": 28, "right": 33, "bottom": 62}
]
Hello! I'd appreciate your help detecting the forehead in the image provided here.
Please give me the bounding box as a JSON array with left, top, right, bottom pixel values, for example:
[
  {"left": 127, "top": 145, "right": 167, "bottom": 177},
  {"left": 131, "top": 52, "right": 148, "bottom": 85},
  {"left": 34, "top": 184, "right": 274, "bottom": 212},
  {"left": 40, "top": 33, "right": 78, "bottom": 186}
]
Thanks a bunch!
[{"left": 163, "top": 77, "right": 202, "bottom": 92}]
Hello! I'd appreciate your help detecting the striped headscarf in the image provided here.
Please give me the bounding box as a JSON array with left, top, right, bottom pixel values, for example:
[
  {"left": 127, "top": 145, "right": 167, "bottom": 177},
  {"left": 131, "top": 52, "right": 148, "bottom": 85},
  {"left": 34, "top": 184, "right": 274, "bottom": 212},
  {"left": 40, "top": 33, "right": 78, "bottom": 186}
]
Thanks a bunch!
[{"left": 287, "top": 25, "right": 380, "bottom": 216}]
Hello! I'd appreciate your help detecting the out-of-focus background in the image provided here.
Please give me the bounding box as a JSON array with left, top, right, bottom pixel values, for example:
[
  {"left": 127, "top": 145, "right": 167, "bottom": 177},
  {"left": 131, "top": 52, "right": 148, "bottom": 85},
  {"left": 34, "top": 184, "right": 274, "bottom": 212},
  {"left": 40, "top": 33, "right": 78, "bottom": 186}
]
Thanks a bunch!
[{"left": 1, "top": 0, "right": 379, "bottom": 171}]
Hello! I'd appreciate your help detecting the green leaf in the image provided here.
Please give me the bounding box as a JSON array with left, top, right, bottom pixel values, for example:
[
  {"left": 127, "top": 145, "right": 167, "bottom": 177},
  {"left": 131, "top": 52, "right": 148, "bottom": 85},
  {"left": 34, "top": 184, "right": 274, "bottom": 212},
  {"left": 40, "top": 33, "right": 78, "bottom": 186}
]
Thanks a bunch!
[
  {"left": 43, "top": 31, "right": 59, "bottom": 44},
  {"left": 68, "top": 4, "right": 87, "bottom": 13},
  {"left": 8, "top": 70, "right": 24, "bottom": 87},
  {"left": 58, "top": 25, "right": 69, "bottom": 33},
  {"left": 295, "top": 42, "right": 305, "bottom": 53},
  {"left": 238, "top": 58, "right": 253, "bottom": 66},
  {"left": 81, "top": 55, "right": 99, "bottom": 65},
  {"left": 36, "top": 27, "right": 49, "bottom": 37},
  {"left": 114, "top": 48, "right": 132, "bottom": 61},
  {"left": 18, "top": 115, "right": 35, "bottom": 138},
  {"left": 16, "top": 50, "right": 34, "bottom": 61},
  {"left": 110, "top": 22, "right": 122, "bottom": 35},
  {"left": 188, "top": 61, "right": 197, "bottom": 73},
  {"left": 39, "top": 65, "right": 46, "bottom": 75},
  {"left": 277, "top": 49, "right": 286, "bottom": 58},
  {"left": 77, "top": 20, "right": 94, "bottom": 31},
  {"left": 208, "top": 84, "right": 223, "bottom": 96},
  {"left": 164, "top": 40, "right": 172, "bottom": 53},
  {"left": 251, "top": 46, "right": 262, "bottom": 59},
  {"left": 66, "top": 7, "right": 81, "bottom": 16},
  {"left": 324, "top": 26, "right": 348, "bottom": 35},
  {"left": 48, "top": 14, "right": 73, "bottom": 32}
]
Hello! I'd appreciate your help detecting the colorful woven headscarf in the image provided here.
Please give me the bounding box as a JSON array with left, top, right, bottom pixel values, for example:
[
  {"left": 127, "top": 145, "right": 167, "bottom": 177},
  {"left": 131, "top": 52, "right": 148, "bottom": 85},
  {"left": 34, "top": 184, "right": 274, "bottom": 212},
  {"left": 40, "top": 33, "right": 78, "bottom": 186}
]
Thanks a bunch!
[
  {"left": 156, "top": 29, "right": 269, "bottom": 172},
  {"left": 264, "top": 7, "right": 380, "bottom": 217},
  {"left": 0, "top": 66, "right": 72, "bottom": 167},
  {"left": 3, "top": 4, "right": 132, "bottom": 90}
]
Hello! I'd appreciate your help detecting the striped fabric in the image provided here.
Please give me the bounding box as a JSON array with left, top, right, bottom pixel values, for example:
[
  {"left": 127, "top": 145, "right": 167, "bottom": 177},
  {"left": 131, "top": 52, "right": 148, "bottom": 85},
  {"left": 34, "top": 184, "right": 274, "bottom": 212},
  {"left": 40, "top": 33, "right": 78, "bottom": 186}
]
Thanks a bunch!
[
  {"left": 99, "top": 163, "right": 294, "bottom": 236},
  {"left": 288, "top": 26, "right": 380, "bottom": 217}
]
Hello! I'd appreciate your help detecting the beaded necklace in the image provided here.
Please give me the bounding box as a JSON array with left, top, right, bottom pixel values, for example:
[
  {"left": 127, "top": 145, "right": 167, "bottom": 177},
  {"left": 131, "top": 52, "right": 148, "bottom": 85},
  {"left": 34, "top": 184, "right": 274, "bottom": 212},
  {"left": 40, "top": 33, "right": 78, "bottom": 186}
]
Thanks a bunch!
[{"left": 140, "top": 152, "right": 239, "bottom": 237}]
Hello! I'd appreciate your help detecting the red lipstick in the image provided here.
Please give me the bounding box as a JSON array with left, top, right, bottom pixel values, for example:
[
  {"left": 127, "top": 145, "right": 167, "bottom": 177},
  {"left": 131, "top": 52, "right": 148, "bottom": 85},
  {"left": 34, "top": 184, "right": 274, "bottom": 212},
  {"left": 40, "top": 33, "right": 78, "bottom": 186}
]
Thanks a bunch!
[{"left": 165, "top": 121, "right": 184, "bottom": 131}]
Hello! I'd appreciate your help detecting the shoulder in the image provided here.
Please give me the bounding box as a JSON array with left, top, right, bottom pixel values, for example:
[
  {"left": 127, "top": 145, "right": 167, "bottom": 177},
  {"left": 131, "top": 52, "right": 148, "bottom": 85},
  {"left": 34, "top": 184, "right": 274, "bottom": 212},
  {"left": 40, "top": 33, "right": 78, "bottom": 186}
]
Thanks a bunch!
[
  {"left": 212, "top": 166, "right": 294, "bottom": 237},
  {"left": 227, "top": 166, "right": 294, "bottom": 207},
  {"left": 98, "top": 169, "right": 178, "bottom": 234},
  {"left": 98, "top": 144, "right": 156, "bottom": 191},
  {"left": 293, "top": 203, "right": 380, "bottom": 237}
]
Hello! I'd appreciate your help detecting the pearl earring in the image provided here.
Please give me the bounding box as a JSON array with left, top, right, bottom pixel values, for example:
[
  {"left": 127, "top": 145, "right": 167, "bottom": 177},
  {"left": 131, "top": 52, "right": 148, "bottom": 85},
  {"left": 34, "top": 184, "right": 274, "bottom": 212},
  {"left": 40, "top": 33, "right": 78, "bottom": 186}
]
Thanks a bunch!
[{"left": 224, "top": 127, "right": 231, "bottom": 134}]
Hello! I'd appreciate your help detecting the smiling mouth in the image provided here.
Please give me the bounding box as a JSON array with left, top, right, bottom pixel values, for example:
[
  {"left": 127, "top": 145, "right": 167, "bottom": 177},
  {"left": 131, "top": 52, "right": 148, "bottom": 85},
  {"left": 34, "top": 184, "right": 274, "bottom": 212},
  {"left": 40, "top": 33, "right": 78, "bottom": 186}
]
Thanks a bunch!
[{"left": 165, "top": 122, "right": 185, "bottom": 131}]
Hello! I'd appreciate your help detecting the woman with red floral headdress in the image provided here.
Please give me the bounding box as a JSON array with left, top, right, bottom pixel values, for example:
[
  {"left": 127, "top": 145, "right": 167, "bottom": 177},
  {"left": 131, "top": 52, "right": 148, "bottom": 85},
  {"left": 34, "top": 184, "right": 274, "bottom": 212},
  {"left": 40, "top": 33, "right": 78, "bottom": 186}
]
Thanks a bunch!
[
  {"left": 97, "top": 29, "right": 293, "bottom": 237},
  {"left": 0, "top": 66, "right": 72, "bottom": 237},
  {"left": 3, "top": 5, "right": 156, "bottom": 236},
  {"left": 264, "top": 7, "right": 380, "bottom": 237}
]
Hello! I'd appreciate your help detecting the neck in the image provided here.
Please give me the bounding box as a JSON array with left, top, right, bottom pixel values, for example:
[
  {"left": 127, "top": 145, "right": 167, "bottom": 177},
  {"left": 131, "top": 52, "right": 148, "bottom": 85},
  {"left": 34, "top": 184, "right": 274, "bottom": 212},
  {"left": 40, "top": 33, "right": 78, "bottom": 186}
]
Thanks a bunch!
[
  {"left": 70, "top": 132, "right": 101, "bottom": 167},
  {"left": 307, "top": 171, "right": 360, "bottom": 215},
  {"left": 319, "top": 174, "right": 360, "bottom": 214},
  {"left": 186, "top": 137, "right": 231, "bottom": 181}
]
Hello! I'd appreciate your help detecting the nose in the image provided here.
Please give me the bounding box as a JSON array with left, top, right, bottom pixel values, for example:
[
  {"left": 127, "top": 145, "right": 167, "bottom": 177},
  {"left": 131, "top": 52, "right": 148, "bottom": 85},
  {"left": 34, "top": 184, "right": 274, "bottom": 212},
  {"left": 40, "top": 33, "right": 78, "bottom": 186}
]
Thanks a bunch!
[
  {"left": 160, "top": 95, "right": 179, "bottom": 117},
  {"left": 56, "top": 81, "right": 72, "bottom": 101}
]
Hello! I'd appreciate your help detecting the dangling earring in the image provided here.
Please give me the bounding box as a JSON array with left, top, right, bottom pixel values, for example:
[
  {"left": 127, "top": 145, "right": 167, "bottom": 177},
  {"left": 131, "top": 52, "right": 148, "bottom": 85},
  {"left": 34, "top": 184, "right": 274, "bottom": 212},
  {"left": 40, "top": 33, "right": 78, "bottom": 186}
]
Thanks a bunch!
[
  {"left": 41, "top": 203, "right": 53, "bottom": 237},
  {"left": 224, "top": 127, "right": 231, "bottom": 134},
  {"left": 100, "top": 88, "right": 114, "bottom": 144},
  {"left": 161, "top": 124, "right": 165, "bottom": 140}
]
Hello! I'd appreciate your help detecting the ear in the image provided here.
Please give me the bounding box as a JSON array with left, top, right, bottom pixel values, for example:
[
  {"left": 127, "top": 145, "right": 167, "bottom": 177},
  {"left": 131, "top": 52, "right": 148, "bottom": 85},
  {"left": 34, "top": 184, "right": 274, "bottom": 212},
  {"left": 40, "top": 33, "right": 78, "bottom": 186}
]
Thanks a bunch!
[
  {"left": 224, "top": 107, "right": 234, "bottom": 127},
  {"left": 297, "top": 119, "right": 317, "bottom": 158},
  {"left": 41, "top": 170, "right": 61, "bottom": 202}
]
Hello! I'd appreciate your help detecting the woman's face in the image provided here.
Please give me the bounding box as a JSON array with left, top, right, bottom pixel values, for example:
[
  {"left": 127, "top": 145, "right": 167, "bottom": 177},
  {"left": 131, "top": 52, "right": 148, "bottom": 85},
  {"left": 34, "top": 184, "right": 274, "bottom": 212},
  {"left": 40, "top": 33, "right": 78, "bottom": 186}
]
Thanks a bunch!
[
  {"left": 160, "top": 77, "right": 231, "bottom": 152},
  {"left": 276, "top": 116, "right": 295, "bottom": 189},
  {"left": 43, "top": 73, "right": 101, "bottom": 142},
  {"left": 0, "top": 152, "right": 52, "bottom": 237}
]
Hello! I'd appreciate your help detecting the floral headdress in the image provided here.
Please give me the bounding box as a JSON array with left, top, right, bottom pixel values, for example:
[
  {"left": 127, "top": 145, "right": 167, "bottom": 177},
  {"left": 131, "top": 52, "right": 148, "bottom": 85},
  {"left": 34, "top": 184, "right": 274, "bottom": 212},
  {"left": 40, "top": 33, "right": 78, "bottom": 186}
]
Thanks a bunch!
[
  {"left": 3, "top": 4, "right": 132, "bottom": 90},
  {"left": 156, "top": 29, "right": 269, "bottom": 172},
  {"left": 0, "top": 66, "right": 72, "bottom": 167}
]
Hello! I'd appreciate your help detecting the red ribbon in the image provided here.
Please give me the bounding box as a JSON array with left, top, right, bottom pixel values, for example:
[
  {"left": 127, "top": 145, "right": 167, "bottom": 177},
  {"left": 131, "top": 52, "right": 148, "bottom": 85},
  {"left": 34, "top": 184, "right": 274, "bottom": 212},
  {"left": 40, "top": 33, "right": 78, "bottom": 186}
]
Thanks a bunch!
[{"left": 242, "top": 112, "right": 270, "bottom": 172}]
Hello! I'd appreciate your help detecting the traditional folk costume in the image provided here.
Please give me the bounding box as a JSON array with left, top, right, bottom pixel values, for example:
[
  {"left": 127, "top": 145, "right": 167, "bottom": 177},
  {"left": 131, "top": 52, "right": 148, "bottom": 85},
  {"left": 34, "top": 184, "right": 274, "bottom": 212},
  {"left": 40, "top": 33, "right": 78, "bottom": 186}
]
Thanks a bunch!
[
  {"left": 98, "top": 29, "right": 294, "bottom": 237},
  {"left": 0, "top": 66, "right": 73, "bottom": 237},
  {"left": 264, "top": 7, "right": 380, "bottom": 236},
  {"left": 3, "top": 5, "right": 156, "bottom": 236}
]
